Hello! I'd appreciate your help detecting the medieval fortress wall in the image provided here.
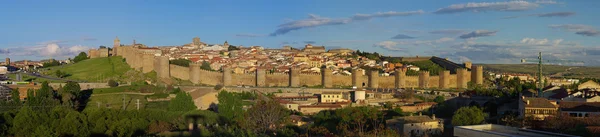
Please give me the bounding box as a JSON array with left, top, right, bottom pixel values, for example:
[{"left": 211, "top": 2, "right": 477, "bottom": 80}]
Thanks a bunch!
[{"left": 110, "top": 40, "right": 484, "bottom": 89}]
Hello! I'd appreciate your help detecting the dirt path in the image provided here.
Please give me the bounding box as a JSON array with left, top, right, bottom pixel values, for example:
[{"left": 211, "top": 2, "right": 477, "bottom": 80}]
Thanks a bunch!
[{"left": 91, "top": 92, "right": 154, "bottom": 96}]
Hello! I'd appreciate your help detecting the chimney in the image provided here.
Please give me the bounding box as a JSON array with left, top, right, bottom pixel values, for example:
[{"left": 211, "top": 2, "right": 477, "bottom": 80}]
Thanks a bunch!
[{"left": 432, "top": 114, "right": 436, "bottom": 120}]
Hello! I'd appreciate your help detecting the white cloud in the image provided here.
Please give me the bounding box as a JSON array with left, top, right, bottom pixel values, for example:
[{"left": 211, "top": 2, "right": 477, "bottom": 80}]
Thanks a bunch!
[
  {"left": 373, "top": 41, "right": 403, "bottom": 51},
  {"left": 459, "top": 30, "right": 498, "bottom": 39},
  {"left": 434, "top": 1, "right": 540, "bottom": 14},
  {"left": 270, "top": 10, "right": 424, "bottom": 36},
  {"left": 549, "top": 24, "right": 600, "bottom": 36}
]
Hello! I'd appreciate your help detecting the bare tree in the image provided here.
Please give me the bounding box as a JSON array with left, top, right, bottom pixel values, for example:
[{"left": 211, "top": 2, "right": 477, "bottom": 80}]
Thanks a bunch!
[{"left": 242, "top": 100, "right": 289, "bottom": 134}]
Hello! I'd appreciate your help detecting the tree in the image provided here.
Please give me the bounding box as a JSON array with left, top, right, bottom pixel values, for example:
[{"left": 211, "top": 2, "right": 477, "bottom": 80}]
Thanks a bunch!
[
  {"left": 42, "top": 59, "right": 60, "bottom": 68},
  {"left": 32, "top": 125, "right": 57, "bottom": 137},
  {"left": 452, "top": 106, "right": 486, "bottom": 126},
  {"left": 168, "top": 92, "right": 197, "bottom": 112},
  {"left": 433, "top": 96, "right": 445, "bottom": 104},
  {"left": 73, "top": 52, "right": 89, "bottom": 63},
  {"left": 217, "top": 91, "right": 244, "bottom": 123},
  {"left": 108, "top": 80, "right": 119, "bottom": 87},
  {"left": 242, "top": 100, "right": 289, "bottom": 134},
  {"left": 169, "top": 58, "right": 191, "bottom": 67},
  {"left": 201, "top": 61, "right": 213, "bottom": 71},
  {"left": 11, "top": 88, "right": 20, "bottom": 103},
  {"left": 228, "top": 46, "right": 240, "bottom": 51}
]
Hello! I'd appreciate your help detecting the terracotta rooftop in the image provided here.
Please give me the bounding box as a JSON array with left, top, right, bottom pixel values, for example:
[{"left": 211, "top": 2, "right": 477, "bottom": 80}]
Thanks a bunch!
[
  {"left": 523, "top": 97, "right": 558, "bottom": 109},
  {"left": 298, "top": 104, "right": 342, "bottom": 108},
  {"left": 559, "top": 101, "right": 600, "bottom": 112},
  {"left": 274, "top": 96, "right": 319, "bottom": 99},
  {"left": 387, "top": 115, "right": 437, "bottom": 124}
]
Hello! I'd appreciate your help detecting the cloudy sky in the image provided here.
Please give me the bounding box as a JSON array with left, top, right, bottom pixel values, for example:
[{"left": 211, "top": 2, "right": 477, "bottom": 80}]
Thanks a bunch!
[{"left": 1, "top": 0, "right": 599, "bottom": 66}]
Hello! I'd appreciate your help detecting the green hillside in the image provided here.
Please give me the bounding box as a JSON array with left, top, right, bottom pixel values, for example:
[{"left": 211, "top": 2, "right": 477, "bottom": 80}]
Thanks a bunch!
[
  {"left": 43, "top": 56, "right": 134, "bottom": 82},
  {"left": 480, "top": 64, "right": 600, "bottom": 79}
]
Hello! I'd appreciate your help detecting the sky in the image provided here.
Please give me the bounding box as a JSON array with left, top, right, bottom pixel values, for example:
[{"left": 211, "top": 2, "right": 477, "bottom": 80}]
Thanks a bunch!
[{"left": 1, "top": 0, "right": 600, "bottom": 66}]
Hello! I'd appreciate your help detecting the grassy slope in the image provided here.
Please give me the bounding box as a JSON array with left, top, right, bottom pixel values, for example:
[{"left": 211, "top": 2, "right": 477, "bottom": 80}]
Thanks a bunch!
[
  {"left": 480, "top": 64, "right": 600, "bottom": 79},
  {"left": 7, "top": 73, "right": 65, "bottom": 83},
  {"left": 44, "top": 56, "right": 132, "bottom": 82}
]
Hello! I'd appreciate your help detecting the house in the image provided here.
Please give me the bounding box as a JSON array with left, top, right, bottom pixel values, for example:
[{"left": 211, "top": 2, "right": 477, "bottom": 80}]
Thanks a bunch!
[
  {"left": 559, "top": 101, "right": 600, "bottom": 117},
  {"left": 327, "top": 48, "right": 353, "bottom": 56},
  {"left": 298, "top": 104, "right": 342, "bottom": 115},
  {"left": 277, "top": 99, "right": 299, "bottom": 111},
  {"left": 518, "top": 96, "right": 558, "bottom": 120},
  {"left": 289, "top": 115, "right": 313, "bottom": 127},
  {"left": 454, "top": 124, "right": 577, "bottom": 137},
  {"left": 579, "top": 80, "right": 600, "bottom": 90},
  {"left": 400, "top": 102, "right": 437, "bottom": 113},
  {"left": 386, "top": 114, "right": 443, "bottom": 137},
  {"left": 320, "top": 91, "right": 345, "bottom": 103}
]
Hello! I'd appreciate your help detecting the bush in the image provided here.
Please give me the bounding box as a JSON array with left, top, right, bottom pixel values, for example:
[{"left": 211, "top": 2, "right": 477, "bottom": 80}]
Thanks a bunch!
[
  {"left": 214, "top": 84, "right": 224, "bottom": 90},
  {"left": 108, "top": 80, "right": 119, "bottom": 87}
]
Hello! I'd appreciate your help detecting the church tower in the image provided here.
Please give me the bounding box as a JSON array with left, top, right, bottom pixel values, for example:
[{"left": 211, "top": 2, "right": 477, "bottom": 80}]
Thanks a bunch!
[{"left": 223, "top": 41, "right": 229, "bottom": 49}]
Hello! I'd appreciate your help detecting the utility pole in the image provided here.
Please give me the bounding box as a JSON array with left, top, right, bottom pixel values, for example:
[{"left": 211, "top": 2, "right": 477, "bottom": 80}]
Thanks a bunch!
[
  {"left": 136, "top": 99, "right": 140, "bottom": 110},
  {"left": 537, "top": 52, "right": 543, "bottom": 97}
]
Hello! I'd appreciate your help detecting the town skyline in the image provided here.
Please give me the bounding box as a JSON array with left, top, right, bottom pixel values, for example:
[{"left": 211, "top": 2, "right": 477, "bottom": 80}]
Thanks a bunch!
[{"left": 1, "top": 0, "right": 600, "bottom": 66}]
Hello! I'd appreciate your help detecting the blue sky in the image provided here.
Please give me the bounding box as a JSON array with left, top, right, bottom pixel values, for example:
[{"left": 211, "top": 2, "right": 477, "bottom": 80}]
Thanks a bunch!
[{"left": 1, "top": 0, "right": 599, "bottom": 66}]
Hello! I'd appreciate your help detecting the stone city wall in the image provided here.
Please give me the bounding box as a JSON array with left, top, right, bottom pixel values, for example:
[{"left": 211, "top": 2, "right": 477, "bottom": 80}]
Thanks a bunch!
[
  {"left": 198, "top": 69, "right": 222, "bottom": 86},
  {"left": 331, "top": 75, "right": 352, "bottom": 87},
  {"left": 116, "top": 46, "right": 484, "bottom": 89},
  {"left": 266, "top": 73, "right": 289, "bottom": 87},
  {"left": 170, "top": 64, "right": 190, "bottom": 80},
  {"left": 299, "top": 73, "right": 321, "bottom": 87},
  {"left": 231, "top": 73, "right": 255, "bottom": 86}
]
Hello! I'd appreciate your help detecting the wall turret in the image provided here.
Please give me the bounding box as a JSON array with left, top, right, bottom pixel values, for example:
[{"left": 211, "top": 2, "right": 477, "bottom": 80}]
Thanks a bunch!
[
  {"left": 456, "top": 68, "right": 468, "bottom": 88},
  {"left": 289, "top": 67, "right": 300, "bottom": 87},
  {"left": 419, "top": 71, "right": 430, "bottom": 88},
  {"left": 190, "top": 63, "right": 201, "bottom": 84},
  {"left": 439, "top": 70, "right": 450, "bottom": 89},
  {"left": 222, "top": 67, "right": 232, "bottom": 86},
  {"left": 368, "top": 69, "right": 379, "bottom": 89},
  {"left": 352, "top": 69, "right": 364, "bottom": 88},
  {"left": 472, "top": 65, "right": 484, "bottom": 85},
  {"left": 321, "top": 66, "right": 332, "bottom": 88},
  {"left": 395, "top": 69, "right": 406, "bottom": 89},
  {"left": 256, "top": 68, "right": 266, "bottom": 87},
  {"left": 154, "top": 56, "right": 170, "bottom": 79}
]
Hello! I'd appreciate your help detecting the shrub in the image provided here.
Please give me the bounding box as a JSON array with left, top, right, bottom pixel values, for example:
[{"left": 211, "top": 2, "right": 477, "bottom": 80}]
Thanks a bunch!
[{"left": 108, "top": 80, "right": 119, "bottom": 87}]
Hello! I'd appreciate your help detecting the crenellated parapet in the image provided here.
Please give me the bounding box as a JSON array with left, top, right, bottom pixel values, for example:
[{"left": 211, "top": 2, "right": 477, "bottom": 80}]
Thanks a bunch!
[{"left": 419, "top": 71, "right": 430, "bottom": 88}]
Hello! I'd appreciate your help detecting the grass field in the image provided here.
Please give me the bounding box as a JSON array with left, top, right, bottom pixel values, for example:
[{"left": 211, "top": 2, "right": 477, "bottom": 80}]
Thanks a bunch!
[
  {"left": 6, "top": 73, "right": 65, "bottom": 83},
  {"left": 87, "top": 93, "right": 172, "bottom": 110},
  {"left": 92, "top": 85, "right": 168, "bottom": 94},
  {"left": 480, "top": 64, "right": 600, "bottom": 79},
  {"left": 42, "top": 56, "right": 132, "bottom": 82}
]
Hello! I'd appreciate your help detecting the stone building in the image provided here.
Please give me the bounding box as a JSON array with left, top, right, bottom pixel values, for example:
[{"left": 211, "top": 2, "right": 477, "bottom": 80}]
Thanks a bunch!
[
  {"left": 518, "top": 96, "right": 558, "bottom": 120},
  {"left": 327, "top": 48, "right": 354, "bottom": 56},
  {"left": 302, "top": 44, "right": 325, "bottom": 53},
  {"left": 386, "top": 114, "right": 443, "bottom": 137},
  {"left": 320, "top": 91, "right": 346, "bottom": 103}
]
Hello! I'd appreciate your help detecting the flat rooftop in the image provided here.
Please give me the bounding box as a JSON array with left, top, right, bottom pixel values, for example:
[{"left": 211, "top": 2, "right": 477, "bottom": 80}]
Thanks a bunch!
[{"left": 454, "top": 124, "right": 579, "bottom": 137}]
